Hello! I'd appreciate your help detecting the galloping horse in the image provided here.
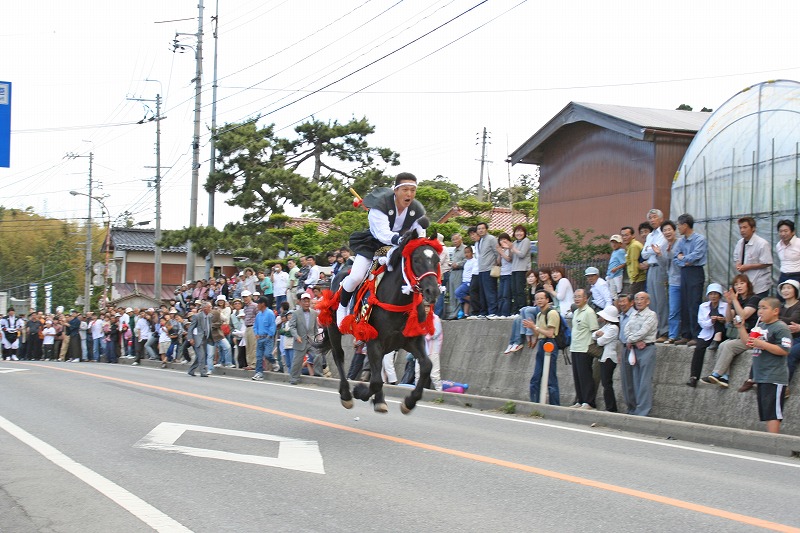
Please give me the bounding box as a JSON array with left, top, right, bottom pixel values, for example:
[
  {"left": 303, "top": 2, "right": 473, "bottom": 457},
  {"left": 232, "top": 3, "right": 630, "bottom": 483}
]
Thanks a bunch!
[{"left": 316, "top": 234, "right": 442, "bottom": 414}]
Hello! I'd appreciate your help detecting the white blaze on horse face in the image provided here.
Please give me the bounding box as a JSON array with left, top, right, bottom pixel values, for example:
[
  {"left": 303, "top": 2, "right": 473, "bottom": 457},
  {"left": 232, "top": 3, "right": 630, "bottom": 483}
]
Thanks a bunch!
[{"left": 423, "top": 249, "right": 435, "bottom": 259}]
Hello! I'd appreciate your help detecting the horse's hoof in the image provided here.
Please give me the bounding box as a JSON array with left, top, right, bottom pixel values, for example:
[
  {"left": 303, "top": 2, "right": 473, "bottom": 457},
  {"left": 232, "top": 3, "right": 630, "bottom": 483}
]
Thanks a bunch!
[
  {"left": 373, "top": 402, "right": 388, "bottom": 413},
  {"left": 341, "top": 399, "right": 354, "bottom": 409},
  {"left": 400, "top": 401, "right": 413, "bottom": 415}
]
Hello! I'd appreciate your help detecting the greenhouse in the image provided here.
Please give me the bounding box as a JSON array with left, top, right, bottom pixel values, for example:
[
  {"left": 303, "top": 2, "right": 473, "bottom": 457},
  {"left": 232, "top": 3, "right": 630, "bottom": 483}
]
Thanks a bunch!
[{"left": 671, "top": 79, "right": 800, "bottom": 288}]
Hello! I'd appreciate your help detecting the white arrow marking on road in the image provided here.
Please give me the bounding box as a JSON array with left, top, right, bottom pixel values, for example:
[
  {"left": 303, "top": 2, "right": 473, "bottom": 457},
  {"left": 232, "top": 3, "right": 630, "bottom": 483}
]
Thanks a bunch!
[
  {"left": 0, "top": 367, "right": 28, "bottom": 373},
  {"left": 134, "top": 422, "right": 325, "bottom": 475}
]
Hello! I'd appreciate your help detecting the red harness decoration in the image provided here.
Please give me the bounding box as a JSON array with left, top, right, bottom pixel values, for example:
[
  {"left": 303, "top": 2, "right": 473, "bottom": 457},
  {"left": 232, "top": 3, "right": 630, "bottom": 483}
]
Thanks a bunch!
[{"left": 315, "top": 238, "right": 443, "bottom": 341}]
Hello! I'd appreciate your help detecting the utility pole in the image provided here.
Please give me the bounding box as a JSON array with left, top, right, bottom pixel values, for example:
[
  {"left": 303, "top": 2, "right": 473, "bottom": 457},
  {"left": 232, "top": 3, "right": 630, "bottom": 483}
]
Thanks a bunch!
[
  {"left": 130, "top": 84, "right": 164, "bottom": 302},
  {"left": 66, "top": 151, "right": 94, "bottom": 313},
  {"left": 174, "top": 0, "right": 204, "bottom": 282},
  {"left": 205, "top": 0, "right": 220, "bottom": 280},
  {"left": 476, "top": 127, "right": 491, "bottom": 202}
]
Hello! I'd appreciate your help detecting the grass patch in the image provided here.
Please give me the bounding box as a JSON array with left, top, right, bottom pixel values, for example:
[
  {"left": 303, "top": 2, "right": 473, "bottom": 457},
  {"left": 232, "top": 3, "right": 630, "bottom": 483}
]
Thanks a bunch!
[
  {"left": 500, "top": 401, "right": 516, "bottom": 414},
  {"left": 432, "top": 396, "right": 445, "bottom": 404}
]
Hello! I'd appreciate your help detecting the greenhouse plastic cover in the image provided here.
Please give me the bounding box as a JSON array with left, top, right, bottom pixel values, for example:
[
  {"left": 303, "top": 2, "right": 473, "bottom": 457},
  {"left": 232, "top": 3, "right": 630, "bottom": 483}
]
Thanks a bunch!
[{"left": 671, "top": 79, "right": 800, "bottom": 288}]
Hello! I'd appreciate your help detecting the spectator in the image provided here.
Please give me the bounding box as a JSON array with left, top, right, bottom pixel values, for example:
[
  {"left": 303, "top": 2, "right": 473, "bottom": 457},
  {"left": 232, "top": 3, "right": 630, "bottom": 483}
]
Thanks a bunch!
[
  {"left": 211, "top": 298, "right": 233, "bottom": 368},
  {"left": 734, "top": 216, "right": 773, "bottom": 298},
  {"left": 653, "top": 220, "right": 682, "bottom": 344},
  {"left": 435, "top": 233, "right": 451, "bottom": 317},
  {"left": 594, "top": 305, "right": 620, "bottom": 412},
  {"left": 466, "top": 227, "right": 484, "bottom": 316},
  {"left": 446, "top": 233, "right": 467, "bottom": 320},
  {"left": 304, "top": 256, "right": 320, "bottom": 291},
  {"left": 259, "top": 271, "right": 274, "bottom": 309},
  {"left": 686, "top": 283, "right": 728, "bottom": 387},
  {"left": 738, "top": 279, "right": 800, "bottom": 393},
  {"left": 732, "top": 297, "right": 791, "bottom": 433},
  {"left": 157, "top": 316, "right": 171, "bottom": 368},
  {"left": 700, "top": 275, "right": 760, "bottom": 388},
  {"left": 776, "top": 219, "right": 800, "bottom": 293},
  {"left": 568, "top": 289, "right": 599, "bottom": 409},
  {"left": 510, "top": 225, "right": 532, "bottom": 314},
  {"left": 640, "top": 209, "right": 669, "bottom": 341},
  {"left": 456, "top": 246, "right": 477, "bottom": 318},
  {"left": 495, "top": 232, "right": 514, "bottom": 316},
  {"left": 288, "top": 293, "right": 319, "bottom": 385},
  {"left": 585, "top": 267, "right": 612, "bottom": 311},
  {"left": 241, "top": 291, "right": 258, "bottom": 370},
  {"left": 526, "top": 290, "right": 560, "bottom": 405},
  {"left": 624, "top": 292, "right": 659, "bottom": 416},
  {"left": 475, "top": 222, "right": 499, "bottom": 317},
  {"left": 42, "top": 319, "right": 56, "bottom": 361},
  {"left": 251, "top": 298, "right": 278, "bottom": 381},
  {"left": 187, "top": 302, "right": 213, "bottom": 378},
  {"left": 550, "top": 266, "right": 574, "bottom": 316},
  {"left": 674, "top": 213, "right": 707, "bottom": 344},
  {"left": 606, "top": 234, "right": 626, "bottom": 300},
  {"left": 621, "top": 226, "right": 646, "bottom": 295},
  {"left": 272, "top": 264, "right": 290, "bottom": 309},
  {"left": 502, "top": 271, "right": 540, "bottom": 354},
  {"left": 243, "top": 267, "right": 259, "bottom": 294},
  {"left": 286, "top": 258, "right": 299, "bottom": 308},
  {"left": 276, "top": 301, "right": 294, "bottom": 374}
]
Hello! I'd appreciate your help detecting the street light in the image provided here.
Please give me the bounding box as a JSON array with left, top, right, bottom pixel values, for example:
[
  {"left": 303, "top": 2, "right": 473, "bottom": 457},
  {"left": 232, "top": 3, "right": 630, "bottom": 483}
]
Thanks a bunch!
[{"left": 71, "top": 190, "right": 110, "bottom": 311}]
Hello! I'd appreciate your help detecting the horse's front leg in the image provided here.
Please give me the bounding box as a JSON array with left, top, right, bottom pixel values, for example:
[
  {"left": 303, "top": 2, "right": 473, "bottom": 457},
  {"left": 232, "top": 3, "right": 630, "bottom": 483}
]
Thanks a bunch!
[
  {"left": 327, "top": 326, "right": 352, "bottom": 409},
  {"left": 401, "top": 337, "right": 431, "bottom": 414},
  {"left": 352, "top": 344, "right": 388, "bottom": 413}
]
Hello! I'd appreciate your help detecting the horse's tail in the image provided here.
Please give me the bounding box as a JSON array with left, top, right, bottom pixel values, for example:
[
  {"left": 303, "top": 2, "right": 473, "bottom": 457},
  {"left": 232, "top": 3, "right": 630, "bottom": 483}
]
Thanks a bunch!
[{"left": 313, "top": 328, "right": 332, "bottom": 356}]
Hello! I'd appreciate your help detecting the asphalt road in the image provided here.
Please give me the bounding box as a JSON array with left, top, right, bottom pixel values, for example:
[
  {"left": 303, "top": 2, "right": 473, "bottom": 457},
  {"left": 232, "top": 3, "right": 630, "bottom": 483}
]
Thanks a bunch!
[{"left": 1, "top": 361, "right": 799, "bottom": 533}]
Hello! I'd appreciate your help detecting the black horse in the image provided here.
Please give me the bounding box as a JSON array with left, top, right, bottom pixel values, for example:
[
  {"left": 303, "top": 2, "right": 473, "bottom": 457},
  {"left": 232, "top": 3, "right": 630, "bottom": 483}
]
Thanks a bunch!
[{"left": 316, "top": 235, "right": 442, "bottom": 414}]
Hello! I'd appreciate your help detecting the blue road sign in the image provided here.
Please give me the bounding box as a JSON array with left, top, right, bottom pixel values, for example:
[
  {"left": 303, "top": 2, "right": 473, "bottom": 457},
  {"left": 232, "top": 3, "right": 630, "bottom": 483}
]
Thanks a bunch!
[{"left": 0, "top": 81, "right": 11, "bottom": 168}]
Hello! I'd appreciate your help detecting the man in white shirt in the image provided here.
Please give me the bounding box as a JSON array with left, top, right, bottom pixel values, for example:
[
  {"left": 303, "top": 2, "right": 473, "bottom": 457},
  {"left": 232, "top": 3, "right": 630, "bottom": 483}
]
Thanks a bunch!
[
  {"left": 640, "top": 208, "right": 669, "bottom": 341},
  {"left": 585, "top": 267, "right": 612, "bottom": 310},
  {"left": 733, "top": 216, "right": 773, "bottom": 298},
  {"left": 272, "top": 264, "right": 290, "bottom": 309},
  {"left": 775, "top": 219, "right": 800, "bottom": 295},
  {"left": 304, "top": 256, "right": 320, "bottom": 290}
]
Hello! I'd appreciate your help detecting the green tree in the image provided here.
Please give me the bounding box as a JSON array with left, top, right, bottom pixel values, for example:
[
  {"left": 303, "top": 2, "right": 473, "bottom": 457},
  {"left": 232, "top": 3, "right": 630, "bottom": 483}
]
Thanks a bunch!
[
  {"left": 513, "top": 199, "right": 539, "bottom": 239},
  {"left": 554, "top": 228, "right": 611, "bottom": 263},
  {"left": 415, "top": 186, "right": 452, "bottom": 221},
  {"left": 453, "top": 198, "right": 492, "bottom": 228},
  {"left": 158, "top": 226, "right": 232, "bottom": 258},
  {"left": 289, "top": 224, "right": 324, "bottom": 256},
  {"left": 319, "top": 210, "right": 368, "bottom": 252}
]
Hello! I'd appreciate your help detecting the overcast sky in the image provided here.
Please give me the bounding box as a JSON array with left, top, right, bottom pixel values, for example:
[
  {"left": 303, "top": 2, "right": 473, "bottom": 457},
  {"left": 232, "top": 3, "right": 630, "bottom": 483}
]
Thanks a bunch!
[{"left": 2, "top": 0, "right": 798, "bottom": 232}]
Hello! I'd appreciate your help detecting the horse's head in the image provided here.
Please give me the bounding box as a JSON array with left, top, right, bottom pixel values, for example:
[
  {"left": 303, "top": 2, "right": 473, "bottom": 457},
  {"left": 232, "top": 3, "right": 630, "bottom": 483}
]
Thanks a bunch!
[{"left": 404, "top": 235, "right": 442, "bottom": 306}]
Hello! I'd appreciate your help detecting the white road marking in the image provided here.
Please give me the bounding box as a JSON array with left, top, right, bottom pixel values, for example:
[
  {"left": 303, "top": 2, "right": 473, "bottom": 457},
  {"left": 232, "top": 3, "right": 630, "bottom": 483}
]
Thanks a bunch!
[
  {"left": 134, "top": 422, "right": 325, "bottom": 474},
  {"left": 0, "top": 367, "right": 28, "bottom": 373},
  {"left": 0, "top": 414, "right": 192, "bottom": 533}
]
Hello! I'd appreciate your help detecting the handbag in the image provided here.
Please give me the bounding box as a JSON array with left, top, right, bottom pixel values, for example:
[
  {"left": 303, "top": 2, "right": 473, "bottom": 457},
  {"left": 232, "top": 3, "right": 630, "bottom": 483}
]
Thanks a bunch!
[
  {"left": 490, "top": 265, "right": 501, "bottom": 278},
  {"left": 221, "top": 323, "right": 231, "bottom": 336},
  {"left": 725, "top": 321, "right": 739, "bottom": 340},
  {"left": 587, "top": 339, "right": 604, "bottom": 358}
]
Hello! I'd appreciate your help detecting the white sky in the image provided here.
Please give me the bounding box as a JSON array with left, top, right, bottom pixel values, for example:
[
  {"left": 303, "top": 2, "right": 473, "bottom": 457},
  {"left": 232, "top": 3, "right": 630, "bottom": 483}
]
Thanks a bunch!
[{"left": 2, "top": 0, "right": 799, "bottom": 231}]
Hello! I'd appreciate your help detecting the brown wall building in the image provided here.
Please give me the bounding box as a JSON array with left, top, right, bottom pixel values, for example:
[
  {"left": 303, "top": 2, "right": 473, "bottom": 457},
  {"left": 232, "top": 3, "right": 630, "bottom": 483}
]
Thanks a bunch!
[{"left": 509, "top": 102, "right": 709, "bottom": 264}]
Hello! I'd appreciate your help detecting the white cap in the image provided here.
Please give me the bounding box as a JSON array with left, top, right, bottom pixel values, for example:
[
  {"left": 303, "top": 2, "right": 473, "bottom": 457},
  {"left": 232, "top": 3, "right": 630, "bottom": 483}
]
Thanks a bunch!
[
  {"left": 300, "top": 293, "right": 311, "bottom": 299},
  {"left": 706, "top": 283, "right": 724, "bottom": 296},
  {"left": 584, "top": 266, "right": 600, "bottom": 276},
  {"left": 125, "top": 307, "right": 133, "bottom": 313},
  {"left": 216, "top": 294, "right": 227, "bottom": 301},
  {"left": 241, "top": 290, "right": 252, "bottom": 297},
  {"left": 598, "top": 305, "right": 619, "bottom": 322}
]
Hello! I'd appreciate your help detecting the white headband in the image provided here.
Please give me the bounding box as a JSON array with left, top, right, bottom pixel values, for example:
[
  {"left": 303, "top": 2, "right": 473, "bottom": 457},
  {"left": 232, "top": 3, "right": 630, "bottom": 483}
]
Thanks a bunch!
[{"left": 393, "top": 182, "right": 417, "bottom": 190}]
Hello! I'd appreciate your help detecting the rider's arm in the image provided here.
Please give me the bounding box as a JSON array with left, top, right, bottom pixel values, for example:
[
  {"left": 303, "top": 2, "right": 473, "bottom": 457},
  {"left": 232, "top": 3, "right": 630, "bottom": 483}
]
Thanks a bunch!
[{"left": 369, "top": 208, "right": 400, "bottom": 246}]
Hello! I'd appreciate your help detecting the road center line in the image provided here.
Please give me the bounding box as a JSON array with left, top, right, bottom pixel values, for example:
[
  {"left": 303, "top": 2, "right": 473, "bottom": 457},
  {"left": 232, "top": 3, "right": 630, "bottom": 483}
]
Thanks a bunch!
[
  {"left": 0, "top": 414, "right": 192, "bottom": 533},
  {"left": 24, "top": 363, "right": 800, "bottom": 533}
]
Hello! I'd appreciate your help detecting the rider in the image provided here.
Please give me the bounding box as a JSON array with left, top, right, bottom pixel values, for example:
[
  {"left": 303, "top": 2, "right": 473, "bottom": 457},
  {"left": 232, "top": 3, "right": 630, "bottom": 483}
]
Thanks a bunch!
[{"left": 336, "top": 172, "right": 427, "bottom": 329}]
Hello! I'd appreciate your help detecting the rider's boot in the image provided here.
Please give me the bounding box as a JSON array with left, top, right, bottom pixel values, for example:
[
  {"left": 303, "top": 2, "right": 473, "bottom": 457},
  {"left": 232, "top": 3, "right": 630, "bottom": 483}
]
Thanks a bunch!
[{"left": 337, "top": 289, "right": 354, "bottom": 329}]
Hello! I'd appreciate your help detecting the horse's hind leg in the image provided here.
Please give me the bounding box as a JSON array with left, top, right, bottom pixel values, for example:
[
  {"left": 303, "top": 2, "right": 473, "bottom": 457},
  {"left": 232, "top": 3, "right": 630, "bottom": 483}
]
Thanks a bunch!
[
  {"left": 328, "top": 326, "right": 353, "bottom": 409},
  {"left": 401, "top": 340, "right": 431, "bottom": 415}
]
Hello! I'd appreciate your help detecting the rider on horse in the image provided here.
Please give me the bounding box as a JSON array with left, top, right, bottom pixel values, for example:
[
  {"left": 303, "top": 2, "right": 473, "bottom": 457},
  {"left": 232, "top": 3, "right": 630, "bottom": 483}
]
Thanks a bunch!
[{"left": 336, "top": 172, "right": 427, "bottom": 330}]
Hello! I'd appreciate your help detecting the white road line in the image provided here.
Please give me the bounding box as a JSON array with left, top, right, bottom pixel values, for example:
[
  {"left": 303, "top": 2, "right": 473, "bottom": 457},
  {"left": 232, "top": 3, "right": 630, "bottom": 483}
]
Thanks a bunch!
[{"left": 0, "top": 414, "right": 192, "bottom": 533}]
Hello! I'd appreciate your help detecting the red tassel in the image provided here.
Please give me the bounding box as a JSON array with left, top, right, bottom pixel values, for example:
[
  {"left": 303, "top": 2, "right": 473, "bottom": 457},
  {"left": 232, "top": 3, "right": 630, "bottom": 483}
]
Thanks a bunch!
[
  {"left": 316, "top": 289, "right": 340, "bottom": 327},
  {"left": 339, "top": 314, "right": 356, "bottom": 335},
  {"left": 352, "top": 320, "right": 378, "bottom": 341}
]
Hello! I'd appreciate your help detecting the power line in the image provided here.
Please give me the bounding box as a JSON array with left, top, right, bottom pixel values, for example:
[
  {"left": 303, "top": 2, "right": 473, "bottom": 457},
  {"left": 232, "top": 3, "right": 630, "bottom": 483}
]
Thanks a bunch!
[{"left": 216, "top": 0, "right": 490, "bottom": 138}]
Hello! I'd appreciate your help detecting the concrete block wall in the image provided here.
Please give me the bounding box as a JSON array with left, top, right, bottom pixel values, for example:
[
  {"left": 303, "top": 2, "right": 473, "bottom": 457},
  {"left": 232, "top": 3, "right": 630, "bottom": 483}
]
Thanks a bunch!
[{"left": 330, "top": 319, "right": 799, "bottom": 436}]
